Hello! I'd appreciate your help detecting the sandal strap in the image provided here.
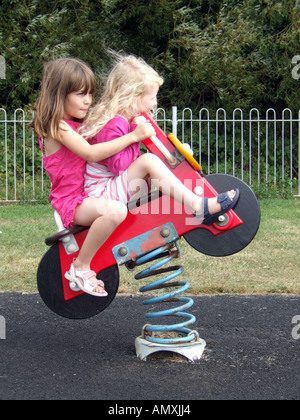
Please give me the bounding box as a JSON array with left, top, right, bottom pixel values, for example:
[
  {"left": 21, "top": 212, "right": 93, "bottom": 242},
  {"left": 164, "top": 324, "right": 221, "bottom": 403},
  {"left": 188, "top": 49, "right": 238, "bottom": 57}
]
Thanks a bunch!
[
  {"left": 68, "top": 262, "right": 106, "bottom": 293},
  {"left": 202, "top": 197, "right": 209, "bottom": 218},
  {"left": 77, "top": 271, "right": 104, "bottom": 290},
  {"left": 80, "top": 270, "right": 97, "bottom": 281},
  {"left": 79, "top": 271, "right": 104, "bottom": 288},
  {"left": 217, "top": 192, "right": 234, "bottom": 210},
  {"left": 199, "top": 193, "right": 234, "bottom": 219}
]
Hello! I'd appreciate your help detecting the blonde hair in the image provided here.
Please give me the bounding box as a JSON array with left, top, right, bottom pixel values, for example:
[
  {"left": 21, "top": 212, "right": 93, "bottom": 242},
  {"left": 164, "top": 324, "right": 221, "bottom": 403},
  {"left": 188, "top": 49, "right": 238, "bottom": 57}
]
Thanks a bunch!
[
  {"left": 32, "top": 57, "right": 96, "bottom": 140},
  {"left": 81, "top": 53, "right": 164, "bottom": 138}
]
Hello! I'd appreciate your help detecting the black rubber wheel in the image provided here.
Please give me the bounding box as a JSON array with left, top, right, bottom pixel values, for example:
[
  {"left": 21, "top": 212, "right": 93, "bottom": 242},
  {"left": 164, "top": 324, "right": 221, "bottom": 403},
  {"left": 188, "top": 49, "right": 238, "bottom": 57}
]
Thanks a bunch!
[
  {"left": 37, "top": 244, "right": 119, "bottom": 319},
  {"left": 184, "top": 174, "right": 261, "bottom": 257}
]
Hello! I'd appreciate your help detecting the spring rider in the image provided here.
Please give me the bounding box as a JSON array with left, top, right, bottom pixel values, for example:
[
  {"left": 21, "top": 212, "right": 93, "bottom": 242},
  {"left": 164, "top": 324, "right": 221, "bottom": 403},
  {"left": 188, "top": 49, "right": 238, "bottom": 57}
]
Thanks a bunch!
[{"left": 37, "top": 113, "right": 260, "bottom": 362}]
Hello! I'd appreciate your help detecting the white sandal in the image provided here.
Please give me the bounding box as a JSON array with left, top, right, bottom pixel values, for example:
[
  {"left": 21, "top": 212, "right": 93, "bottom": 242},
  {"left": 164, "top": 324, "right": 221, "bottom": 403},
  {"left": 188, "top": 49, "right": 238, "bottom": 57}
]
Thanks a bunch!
[{"left": 65, "top": 260, "right": 108, "bottom": 297}]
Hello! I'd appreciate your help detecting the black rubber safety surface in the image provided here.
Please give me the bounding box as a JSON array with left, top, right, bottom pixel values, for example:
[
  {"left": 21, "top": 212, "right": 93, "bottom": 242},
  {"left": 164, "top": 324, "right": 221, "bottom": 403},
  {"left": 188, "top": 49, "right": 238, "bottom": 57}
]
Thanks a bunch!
[{"left": 1, "top": 293, "right": 299, "bottom": 400}]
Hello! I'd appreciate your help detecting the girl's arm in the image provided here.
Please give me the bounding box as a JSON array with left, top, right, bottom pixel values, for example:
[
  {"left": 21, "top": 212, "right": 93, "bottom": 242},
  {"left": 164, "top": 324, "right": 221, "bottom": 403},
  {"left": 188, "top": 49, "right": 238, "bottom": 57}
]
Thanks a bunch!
[
  {"left": 57, "top": 120, "right": 155, "bottom": 162},
  {"left": 93, "top": 117, "right": 140, "bottom": 175}
]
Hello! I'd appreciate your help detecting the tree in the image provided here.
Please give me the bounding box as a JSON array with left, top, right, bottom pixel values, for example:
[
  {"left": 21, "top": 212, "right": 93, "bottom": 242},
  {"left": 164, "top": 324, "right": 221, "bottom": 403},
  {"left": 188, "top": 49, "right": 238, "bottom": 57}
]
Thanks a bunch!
[
  {"left": 0, "top": 0, "right": 107, "bottom": 108},
  {"left": 185, "top": 0, "right": 300, "bottom": 111},
  {"left": 0, "top": 0, "right": 299, "bottom": 111},
  {"left": 97, "top": 0, "right": 299, "bottom": 112}
]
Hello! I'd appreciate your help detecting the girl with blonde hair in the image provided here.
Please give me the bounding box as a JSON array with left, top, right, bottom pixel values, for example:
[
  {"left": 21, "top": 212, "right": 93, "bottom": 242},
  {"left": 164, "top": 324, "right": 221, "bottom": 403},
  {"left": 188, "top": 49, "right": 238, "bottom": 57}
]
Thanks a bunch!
[
  {"left": 32, "top": 57, "right": 156, "bottom": 297},
  {"left": 82, "top": 54, "right": 239, "bottom": 223}
]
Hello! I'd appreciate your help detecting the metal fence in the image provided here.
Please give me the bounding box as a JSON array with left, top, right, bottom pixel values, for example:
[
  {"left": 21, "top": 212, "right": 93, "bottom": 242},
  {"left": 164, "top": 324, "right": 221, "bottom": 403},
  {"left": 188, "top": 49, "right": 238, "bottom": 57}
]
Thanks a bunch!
[
  {"left": 0, "top": 108, "right": 46, "bottom": 202},
  {"left": 0, "top": 107, "right": 299, "bottom": 202},
  {"left": 157, "top": 107, "right": 299, "bottom": 197}
]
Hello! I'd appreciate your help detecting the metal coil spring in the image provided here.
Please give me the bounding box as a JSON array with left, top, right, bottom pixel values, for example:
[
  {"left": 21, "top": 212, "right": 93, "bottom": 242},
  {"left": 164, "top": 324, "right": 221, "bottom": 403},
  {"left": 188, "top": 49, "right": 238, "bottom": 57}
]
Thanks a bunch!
[{"left": 134, "top": 242, "right": 197, "bottom": 345}]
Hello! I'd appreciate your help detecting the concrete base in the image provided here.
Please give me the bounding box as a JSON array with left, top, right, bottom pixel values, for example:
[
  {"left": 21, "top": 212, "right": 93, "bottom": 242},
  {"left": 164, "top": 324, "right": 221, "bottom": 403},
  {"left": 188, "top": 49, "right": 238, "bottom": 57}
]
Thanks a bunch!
[{"left": 135, "top": 335, "right": 206, "bottom": 363}]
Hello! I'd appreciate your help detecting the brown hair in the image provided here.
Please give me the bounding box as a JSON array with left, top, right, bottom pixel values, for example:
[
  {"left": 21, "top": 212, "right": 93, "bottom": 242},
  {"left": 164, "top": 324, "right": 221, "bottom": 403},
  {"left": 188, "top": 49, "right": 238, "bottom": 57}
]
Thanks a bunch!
[{"left": 31, "top": 58, "right": 95, "bottom": 140}]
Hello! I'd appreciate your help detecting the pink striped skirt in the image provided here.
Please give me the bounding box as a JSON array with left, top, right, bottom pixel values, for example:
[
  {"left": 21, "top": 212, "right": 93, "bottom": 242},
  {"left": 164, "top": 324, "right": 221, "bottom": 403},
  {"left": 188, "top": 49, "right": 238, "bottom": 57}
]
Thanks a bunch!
[{"left": 84, "top": 162, "right": 144, "bottom": 204}]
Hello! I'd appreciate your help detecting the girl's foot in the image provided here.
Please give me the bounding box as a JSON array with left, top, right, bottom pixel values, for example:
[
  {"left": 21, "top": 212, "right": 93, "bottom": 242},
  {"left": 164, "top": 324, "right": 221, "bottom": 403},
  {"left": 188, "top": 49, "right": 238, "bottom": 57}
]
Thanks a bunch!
[
  {"left": 194, "top": 189, "right": 240, "bottom": 225},
  {"left": 65, "top": 259, "right": 108, "bottom": 297}
]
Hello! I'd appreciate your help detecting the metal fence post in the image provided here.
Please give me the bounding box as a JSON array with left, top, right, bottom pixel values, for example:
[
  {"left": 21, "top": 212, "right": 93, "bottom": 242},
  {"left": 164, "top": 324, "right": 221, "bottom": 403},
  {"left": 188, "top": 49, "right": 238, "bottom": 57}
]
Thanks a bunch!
[{"left": 172, "top": 106, "right": 178, "bottom": 138}]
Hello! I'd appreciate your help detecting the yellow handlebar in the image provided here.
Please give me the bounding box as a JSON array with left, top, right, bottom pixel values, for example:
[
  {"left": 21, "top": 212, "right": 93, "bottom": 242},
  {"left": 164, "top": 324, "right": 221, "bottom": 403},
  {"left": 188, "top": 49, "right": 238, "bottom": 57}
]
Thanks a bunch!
[{"left": 167, "top": 133, "right": 203, "bottom": 172}]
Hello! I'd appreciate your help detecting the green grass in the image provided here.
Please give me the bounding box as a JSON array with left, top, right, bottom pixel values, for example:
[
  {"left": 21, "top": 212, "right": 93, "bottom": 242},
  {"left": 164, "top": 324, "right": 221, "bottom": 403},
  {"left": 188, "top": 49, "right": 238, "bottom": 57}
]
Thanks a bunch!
[{"left": 0, "top": 199, "right": 299, "bottom": 294}]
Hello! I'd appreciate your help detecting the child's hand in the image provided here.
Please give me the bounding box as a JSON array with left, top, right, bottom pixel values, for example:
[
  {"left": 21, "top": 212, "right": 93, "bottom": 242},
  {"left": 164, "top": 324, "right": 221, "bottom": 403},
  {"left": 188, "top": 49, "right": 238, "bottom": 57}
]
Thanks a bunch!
[
  {"left": 132, "top": 115, "right": 147, "bottom": 124},
  {"left": 132, "top": 121, "right": 156, "bottom": 142}
]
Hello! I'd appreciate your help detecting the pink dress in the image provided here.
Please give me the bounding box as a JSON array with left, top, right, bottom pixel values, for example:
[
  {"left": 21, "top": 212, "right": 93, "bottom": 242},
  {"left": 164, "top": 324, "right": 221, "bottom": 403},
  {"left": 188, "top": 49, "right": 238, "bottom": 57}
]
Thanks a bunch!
[
  {"left": 39, "top": 120, "right": 89, "bottom": 228},
  {"left": 84, "top": 116, "right": 145, "bottom": 203}
]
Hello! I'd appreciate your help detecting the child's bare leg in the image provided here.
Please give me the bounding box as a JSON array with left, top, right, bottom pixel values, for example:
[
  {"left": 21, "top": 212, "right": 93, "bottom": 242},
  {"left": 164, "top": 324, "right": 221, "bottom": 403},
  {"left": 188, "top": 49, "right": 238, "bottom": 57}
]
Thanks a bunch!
[
  {"left": 72, "top": 198, "right": 127, "bottom": 293},
  {"left": 126, "top": 154, "right": 235, "bottom": 215}
]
